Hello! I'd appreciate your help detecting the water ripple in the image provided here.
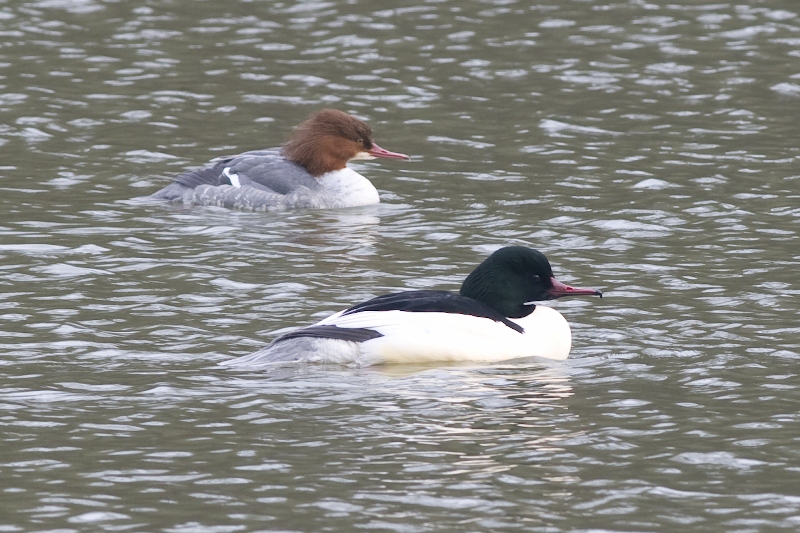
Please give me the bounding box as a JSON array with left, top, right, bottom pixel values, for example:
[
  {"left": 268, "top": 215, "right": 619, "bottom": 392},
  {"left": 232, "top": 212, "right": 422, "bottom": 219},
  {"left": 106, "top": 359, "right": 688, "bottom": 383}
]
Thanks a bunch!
[{"left": 1, "top": 0, "right": 800, "bottom": 531}]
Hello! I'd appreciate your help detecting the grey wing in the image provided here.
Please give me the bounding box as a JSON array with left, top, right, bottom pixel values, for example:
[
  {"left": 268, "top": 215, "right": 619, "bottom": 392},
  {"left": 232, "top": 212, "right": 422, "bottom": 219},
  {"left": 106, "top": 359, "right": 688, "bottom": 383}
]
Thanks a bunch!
[
  {"left": 224, "top": 339, "right": 312, "bottom": 365},
  {"left": 151, "top": 149, "right": 320, "bottom": 202},
  {"left": 226, "top": 155, "right": 321, "bottom": 194},
  {"left": 210, "top": 149, "right": 281, "bottom": 161},
  {"left": 150, "top": 160, "right": 242, "bottom": 201},
  {"left": 222, "top": 325, "right": 379, "bottom": 367}
]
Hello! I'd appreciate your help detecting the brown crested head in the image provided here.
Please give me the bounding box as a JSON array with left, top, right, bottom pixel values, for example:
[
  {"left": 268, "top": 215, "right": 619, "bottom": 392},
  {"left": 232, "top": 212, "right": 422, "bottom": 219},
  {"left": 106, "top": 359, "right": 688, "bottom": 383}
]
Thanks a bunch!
[
  {"left": 282, "top": 109, "right": 373, "bottom": 176},
  {"left": 281, "top": 109, "right": 408, "bottom": 177}
]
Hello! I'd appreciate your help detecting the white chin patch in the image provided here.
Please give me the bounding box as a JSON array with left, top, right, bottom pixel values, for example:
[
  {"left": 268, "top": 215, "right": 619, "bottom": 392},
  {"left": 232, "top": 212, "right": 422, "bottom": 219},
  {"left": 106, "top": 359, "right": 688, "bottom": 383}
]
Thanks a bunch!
[{"left": 351, "top": 151, "right": 376, "bottom": 161}]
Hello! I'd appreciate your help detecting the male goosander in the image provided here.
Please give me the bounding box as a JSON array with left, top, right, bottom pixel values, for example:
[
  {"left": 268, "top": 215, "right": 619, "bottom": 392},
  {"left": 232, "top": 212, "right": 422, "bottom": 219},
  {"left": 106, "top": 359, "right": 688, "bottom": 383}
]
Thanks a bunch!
[
  {"left": 150, "top": 109, "right": 409, "bottom": 210},
  {"left": 229, "top": 246, "right": 603, "bottom": 367}
]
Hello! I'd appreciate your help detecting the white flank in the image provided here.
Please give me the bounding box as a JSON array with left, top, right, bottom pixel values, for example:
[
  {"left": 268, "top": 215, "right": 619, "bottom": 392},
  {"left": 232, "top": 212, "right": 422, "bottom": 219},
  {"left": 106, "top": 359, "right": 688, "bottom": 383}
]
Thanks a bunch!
[
  {"left": 228, "top": 305, "right": 572, "bottom": 367},
  {"left": 313, "top": 305, "right": 572, "bottom": 364}
]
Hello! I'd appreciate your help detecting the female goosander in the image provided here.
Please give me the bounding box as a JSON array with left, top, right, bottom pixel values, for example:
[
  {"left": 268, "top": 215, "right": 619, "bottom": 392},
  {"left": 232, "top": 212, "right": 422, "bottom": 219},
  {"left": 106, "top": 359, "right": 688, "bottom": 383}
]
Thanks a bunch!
[
  {"left": 229, "top": 246, "right": 602, "bottom": 367},
  {"left": 150, "top": 109, "right": 409, "bottom": 210}
]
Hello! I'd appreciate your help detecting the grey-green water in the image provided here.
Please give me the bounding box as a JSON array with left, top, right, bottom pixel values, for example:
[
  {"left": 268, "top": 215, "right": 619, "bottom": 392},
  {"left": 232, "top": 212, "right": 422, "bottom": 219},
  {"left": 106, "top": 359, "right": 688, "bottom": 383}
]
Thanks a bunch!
[{"left": 2, "top": 0, "right": 800, "bottom": 531}]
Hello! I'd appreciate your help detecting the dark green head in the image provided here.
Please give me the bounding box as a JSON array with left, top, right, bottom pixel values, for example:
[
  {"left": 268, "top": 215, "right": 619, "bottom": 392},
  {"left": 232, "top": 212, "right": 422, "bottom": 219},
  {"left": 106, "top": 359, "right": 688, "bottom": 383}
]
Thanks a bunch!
[{"left": 459, "top": 246, "right": 602, "bottom": 318}]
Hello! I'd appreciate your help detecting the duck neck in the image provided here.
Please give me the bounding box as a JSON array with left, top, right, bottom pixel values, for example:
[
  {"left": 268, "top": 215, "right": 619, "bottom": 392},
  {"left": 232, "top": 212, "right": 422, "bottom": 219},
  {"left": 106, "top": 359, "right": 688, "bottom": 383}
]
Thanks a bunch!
[
  {"left": 459, "top": 270, "right": 533, "bottom": 319},
  {"left": 283, "top": 135, "right": 350, "bottom": 177}
]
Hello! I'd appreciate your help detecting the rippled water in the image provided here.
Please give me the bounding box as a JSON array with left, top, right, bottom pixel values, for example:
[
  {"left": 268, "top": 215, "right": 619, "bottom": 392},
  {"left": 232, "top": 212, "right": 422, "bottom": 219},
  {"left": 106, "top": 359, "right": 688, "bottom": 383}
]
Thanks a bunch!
[{"left": 2, "top": 0, "right": 800, "bottom": 531}]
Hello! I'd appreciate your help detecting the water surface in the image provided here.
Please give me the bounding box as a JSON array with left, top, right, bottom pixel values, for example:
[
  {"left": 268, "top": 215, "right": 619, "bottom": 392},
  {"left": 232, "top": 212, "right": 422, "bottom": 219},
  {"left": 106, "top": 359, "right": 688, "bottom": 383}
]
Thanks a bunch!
[{"left": 1, "top": 1, "right": 800, "bottom": 531}]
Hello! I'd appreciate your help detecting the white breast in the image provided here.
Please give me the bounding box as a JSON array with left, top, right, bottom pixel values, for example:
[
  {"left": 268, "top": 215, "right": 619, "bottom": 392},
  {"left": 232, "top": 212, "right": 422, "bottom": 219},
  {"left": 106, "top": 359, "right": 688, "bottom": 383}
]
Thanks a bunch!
[{"left": 316, "top": 167, "right": 380, "bottom": 208}]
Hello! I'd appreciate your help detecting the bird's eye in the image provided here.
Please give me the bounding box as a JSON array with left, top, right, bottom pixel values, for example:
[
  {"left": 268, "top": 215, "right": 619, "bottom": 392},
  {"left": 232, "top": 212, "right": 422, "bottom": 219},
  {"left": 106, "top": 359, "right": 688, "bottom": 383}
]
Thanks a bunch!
[
  {"left": 356, "top": 138, "right": 364, "bottom": 145},
  {"left": 531, "top": 275, "right": 541, "bottom": 283}
]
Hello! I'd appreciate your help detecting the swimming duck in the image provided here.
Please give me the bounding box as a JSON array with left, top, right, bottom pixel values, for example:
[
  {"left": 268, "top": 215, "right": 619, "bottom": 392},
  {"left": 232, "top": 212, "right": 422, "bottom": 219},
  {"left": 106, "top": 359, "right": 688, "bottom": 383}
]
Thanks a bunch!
[
  {"left": 229, "top": 246, "right": 602, "bottom": 367},
  {"left": 150, "top": 109, "right": 409, "bottom": 210}
]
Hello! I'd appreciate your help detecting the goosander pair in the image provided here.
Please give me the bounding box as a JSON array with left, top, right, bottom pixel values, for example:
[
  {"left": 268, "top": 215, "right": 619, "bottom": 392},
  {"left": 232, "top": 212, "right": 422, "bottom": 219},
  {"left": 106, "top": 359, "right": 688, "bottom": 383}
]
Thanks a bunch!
[
  {"left": 228, "top": 247, "right": 602, "bottom": 367},
  {"left": 151, "top": 109, "right": 409, "bottom": 210}
]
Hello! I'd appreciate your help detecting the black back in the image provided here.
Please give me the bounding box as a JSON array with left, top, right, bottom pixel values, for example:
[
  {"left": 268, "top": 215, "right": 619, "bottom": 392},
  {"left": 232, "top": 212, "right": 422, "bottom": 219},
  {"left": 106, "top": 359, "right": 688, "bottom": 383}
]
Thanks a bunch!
[
  {"left": 342, "top": 290, "right": 524, "bottom": 333},
  {"left": 272, "top": 325, "right": 383, "bottom": 345}
]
